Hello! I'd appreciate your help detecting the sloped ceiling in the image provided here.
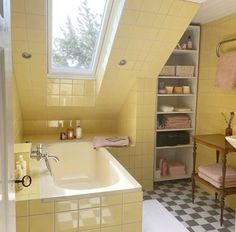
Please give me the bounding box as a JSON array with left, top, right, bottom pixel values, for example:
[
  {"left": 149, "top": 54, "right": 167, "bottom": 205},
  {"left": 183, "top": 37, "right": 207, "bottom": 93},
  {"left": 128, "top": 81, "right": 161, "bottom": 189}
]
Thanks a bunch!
[
  {"left": 11, "top": 0, "right": 200, "bottom": 122},
  {"left": 193, "top": 0, "right": 236, "bottom": 24}
]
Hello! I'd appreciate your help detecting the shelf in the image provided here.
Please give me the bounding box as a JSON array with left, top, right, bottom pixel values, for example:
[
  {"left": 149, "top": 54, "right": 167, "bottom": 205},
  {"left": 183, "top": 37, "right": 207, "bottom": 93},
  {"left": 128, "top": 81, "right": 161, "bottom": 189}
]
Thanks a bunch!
[
  {"left": 156, "top": 128, "right": 193, "bottom": 132},
  {"left": 154, "top": 25, "right": 200, "bottom": 185},
  {"left": 158, "top": 76, "right": 197, "bottom": 79},
  {"left": 156, "top": 144, "right": 193, "bottom": 149},
  {"left": 154, "top": 174, "right": 191, "bottom": 182},
  {"left": 157, "top": 94, "right": 195, "bottom": 96},
  {"left": 157, "top": 111, "right": 193, "bottom": 114},
  {"left": 173, "top": 49, "right": 198, "bottom": 54}
]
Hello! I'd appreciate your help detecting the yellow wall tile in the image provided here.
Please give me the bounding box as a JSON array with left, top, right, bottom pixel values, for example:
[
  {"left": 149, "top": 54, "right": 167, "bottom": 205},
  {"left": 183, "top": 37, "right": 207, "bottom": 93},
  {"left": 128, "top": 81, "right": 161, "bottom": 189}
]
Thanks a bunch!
[
  {"left": 55, "top": 200, "right": 78, "bottom": 213},
  {"left": 30, "top": 214, "right": 54, "bottom": 232},
  {"left": 79, "top": 208, "right": 100, "bottom": 231},
  {"left": 101, "top": 205, "right": 122, "bottom": 227},
  {"left": 123, "top": 191, "right": 143, "bottom": 203},
  {"left": 55, "top": 211, "right": 78, "bottom": 232},
  {"left": 79, "top": 197, "right": 100, "bottom": 209},
  {"left": 123, "top": 202, "right": 142, "bottom": 224},
  {"left": 29, "top": 199, "right": 54, "bottom": 215},
  {"left": 16, "top": 217, "right": 28, "bottom": 232},
  {"left": 101, "top": 225, "right": 121, "bottom": 232},
  {"left": 101, "top": 194, "right": 122, "bottom": 206},
  {"left": 16, "top": 200, "right": 28, "bottom": 217},
  {"left": 123, "top": 222, "right": 142, "bottom": 232}
]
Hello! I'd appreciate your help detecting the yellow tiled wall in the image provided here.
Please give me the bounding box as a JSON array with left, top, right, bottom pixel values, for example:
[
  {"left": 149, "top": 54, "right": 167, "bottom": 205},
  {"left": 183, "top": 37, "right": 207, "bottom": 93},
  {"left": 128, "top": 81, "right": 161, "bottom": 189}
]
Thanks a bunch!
[
  {"left": 197, "top": 13, "right": 236, "bottom": 209},
  {"left": 13, "top": 74, "right": 23, "bottom": 142},
  {"left": 11, "top": 0, "right": 200, "bottom": 190},
  {"left": 115, "top": 77, "right": 156, "bottom": 190},
  {"left": 16, "top": 191, "right": 143, "bottom": 232},
  {"left": 11, "top": 0, "right": 200, "bottom": 136},
  {"left": 117, "top": 83, "right": 137, "bottom": 144}
]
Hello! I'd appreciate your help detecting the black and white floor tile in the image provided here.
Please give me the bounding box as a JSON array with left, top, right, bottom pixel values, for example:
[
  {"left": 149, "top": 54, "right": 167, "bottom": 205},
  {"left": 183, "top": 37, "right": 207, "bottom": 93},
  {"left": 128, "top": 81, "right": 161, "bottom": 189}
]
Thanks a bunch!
[{"left": 143, "top": 180, "right": 235, "bottom": 232}]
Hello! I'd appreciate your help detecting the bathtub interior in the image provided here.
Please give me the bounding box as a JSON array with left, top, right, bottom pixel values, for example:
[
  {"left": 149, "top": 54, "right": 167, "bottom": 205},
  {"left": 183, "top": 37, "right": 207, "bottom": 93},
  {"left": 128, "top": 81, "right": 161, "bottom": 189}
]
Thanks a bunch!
[{"left": 45, "top": 142, "right": 119, "bottom": 190}]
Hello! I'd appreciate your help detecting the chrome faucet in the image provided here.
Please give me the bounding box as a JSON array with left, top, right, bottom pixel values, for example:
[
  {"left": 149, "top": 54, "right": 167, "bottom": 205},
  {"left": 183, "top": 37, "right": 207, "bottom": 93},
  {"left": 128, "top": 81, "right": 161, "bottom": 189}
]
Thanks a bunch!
[{"left": 31, "top": 144, "right": 59, "bottom": 175}]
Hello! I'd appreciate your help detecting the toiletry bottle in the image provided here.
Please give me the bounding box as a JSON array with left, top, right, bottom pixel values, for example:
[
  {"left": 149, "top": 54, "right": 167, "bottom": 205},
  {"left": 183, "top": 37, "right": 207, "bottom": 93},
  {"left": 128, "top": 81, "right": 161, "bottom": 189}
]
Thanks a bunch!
[
  {"left": 67, "top": 120, "right": 74, "bottom": 139},
  {"left": 187, "top": 35, "right": 193, "bottom": 49},
  {"left": 19, "top": 155, "right": 27, "bottom": 176},
  {"left": 15, "top": 164, "right": 23, "bottom": 191},
  {"left": 76, "top": 120, "right": 82, "bottom": 139}
]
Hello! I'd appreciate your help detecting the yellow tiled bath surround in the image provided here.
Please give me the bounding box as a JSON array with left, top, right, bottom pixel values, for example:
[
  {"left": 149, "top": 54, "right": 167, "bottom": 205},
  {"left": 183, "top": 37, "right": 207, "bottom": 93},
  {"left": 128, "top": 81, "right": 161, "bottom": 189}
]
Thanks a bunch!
[{"left": 16, "top": 191, "right": 143, "bottom": 232}]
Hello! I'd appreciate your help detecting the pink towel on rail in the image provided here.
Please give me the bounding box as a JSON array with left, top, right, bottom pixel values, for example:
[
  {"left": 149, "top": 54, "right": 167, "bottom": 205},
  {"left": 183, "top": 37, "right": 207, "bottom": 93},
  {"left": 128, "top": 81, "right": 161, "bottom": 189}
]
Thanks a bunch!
[
  {"left": 93, "top": 136, "right": 129, "bottom": 149},
  {"left": 215, "top": 51, "right": 236, "bottom": 89}
]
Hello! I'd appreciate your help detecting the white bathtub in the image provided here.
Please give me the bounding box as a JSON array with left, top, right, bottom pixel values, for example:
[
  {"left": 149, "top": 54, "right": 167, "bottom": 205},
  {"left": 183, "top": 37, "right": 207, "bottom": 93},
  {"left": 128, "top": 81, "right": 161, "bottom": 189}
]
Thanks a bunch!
[{"left": 39, "top": 142, "right": 141, "bottom": 200}]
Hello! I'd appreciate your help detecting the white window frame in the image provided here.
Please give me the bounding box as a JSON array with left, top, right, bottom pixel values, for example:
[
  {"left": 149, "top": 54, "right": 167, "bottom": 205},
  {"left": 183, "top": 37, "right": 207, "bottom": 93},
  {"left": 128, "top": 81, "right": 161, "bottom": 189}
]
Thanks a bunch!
[{"left": 47, "top": 0, "right": 113, "bottom": 79}]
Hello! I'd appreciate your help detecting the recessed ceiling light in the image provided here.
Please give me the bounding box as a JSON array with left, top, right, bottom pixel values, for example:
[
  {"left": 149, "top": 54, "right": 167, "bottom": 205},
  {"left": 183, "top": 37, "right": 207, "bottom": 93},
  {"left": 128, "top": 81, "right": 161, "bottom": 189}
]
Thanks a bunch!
[
  {"left": 119, "top": 59, "right": 127, "bottom": 66},
  {"left": 22, "top": 52, "right": 32, "bottom": 59}
]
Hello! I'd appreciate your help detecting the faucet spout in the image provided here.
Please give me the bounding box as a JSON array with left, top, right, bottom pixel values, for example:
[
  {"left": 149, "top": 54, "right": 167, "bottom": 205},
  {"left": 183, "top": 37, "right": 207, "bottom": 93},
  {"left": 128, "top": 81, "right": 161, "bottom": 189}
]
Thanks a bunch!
[
  {"left": 47, "top": 154, "right": 59, "bottom": 162},
  {"left": 31, "top": 144, "right": 59, "bottom": 175}
]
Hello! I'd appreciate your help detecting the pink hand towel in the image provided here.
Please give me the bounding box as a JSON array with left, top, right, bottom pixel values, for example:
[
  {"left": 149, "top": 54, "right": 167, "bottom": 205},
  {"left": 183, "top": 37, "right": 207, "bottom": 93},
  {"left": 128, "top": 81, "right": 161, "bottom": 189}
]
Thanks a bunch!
[{"left": 215, "top": 51, "right": 236, "bottom": 89}]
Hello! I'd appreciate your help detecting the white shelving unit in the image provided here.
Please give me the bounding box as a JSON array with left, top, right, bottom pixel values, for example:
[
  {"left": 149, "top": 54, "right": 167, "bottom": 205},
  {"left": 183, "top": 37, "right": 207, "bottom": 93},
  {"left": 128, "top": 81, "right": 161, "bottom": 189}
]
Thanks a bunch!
[{"left": 154, "top": 25, "right": 200, "bottom": 182}]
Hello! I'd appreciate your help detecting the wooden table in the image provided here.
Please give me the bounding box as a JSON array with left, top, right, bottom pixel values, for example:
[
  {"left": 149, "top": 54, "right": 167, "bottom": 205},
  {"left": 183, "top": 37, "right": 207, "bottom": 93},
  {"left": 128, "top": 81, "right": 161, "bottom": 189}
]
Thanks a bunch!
[{"left": 192, "top": 134, "right": 236, "bottom": 226}]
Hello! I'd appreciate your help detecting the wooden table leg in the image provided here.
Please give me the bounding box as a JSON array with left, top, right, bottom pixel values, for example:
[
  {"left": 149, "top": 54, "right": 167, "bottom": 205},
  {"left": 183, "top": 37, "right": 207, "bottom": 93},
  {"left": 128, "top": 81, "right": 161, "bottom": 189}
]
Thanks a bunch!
[
  {"left": 220, "top": 151, "right": 227, "bottom": 226},
  {"left": 215, "top": 150, "right": 220, "bottom": 202},
  {"left": 192, "top": 141, "right": 197, "bottom": 203}
]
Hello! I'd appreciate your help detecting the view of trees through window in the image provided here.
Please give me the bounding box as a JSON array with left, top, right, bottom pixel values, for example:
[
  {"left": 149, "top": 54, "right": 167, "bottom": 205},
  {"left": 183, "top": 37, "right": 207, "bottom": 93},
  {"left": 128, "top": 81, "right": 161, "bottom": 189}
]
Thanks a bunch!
[{"left": 51, "top": 0, "right": 107, "bottom": 73}]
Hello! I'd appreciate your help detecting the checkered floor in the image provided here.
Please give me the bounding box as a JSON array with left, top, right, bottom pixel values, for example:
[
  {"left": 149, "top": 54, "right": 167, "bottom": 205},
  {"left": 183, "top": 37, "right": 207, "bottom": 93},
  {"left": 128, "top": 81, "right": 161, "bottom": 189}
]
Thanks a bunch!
[{"left": 143, "top": 180, "right": 235, "bottom": 232}]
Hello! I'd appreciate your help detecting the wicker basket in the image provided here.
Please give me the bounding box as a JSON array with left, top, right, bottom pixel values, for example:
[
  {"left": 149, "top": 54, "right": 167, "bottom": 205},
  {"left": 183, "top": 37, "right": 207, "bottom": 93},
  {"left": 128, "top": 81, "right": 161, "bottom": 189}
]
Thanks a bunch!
[
  {"left": 176, "top": 65, "right": 195, "bottom": 77},
  {"left": 159, "top": 65, "right": 175, "bottom": 76}
]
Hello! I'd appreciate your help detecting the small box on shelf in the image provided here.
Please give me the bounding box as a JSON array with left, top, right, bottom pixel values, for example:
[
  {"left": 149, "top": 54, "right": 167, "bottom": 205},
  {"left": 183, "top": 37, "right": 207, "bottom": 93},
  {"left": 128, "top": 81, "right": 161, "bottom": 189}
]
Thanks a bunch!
[
  {"left": 176, "top": 65, "right": 195, "bottom": 77},
  {"left": 159, "top": 65, "right": 175, "bottom": 76}
]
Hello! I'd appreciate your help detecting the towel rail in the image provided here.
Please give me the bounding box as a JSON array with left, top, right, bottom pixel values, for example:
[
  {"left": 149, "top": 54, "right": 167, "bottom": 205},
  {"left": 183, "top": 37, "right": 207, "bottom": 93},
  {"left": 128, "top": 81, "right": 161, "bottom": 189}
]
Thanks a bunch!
[{"left": 216, "top": 37, "right": 236, "bottom": 57}]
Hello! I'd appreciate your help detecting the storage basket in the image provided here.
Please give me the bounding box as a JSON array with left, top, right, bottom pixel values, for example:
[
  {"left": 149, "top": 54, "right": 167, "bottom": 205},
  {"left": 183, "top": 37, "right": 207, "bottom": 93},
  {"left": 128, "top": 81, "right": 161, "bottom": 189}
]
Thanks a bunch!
[
  {"left": 159, "top": 65, "right": 175, "bottom": 76},
  {"left": 176, "top": 65, "right": 194, "bottom": 77}
]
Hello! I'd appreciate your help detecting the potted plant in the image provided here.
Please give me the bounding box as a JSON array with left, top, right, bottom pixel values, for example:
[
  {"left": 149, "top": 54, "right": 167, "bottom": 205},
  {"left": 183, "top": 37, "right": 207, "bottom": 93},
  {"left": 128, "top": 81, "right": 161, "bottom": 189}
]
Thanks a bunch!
[{"left": 221, "top": 112, "right": 235, "bottom": 136}]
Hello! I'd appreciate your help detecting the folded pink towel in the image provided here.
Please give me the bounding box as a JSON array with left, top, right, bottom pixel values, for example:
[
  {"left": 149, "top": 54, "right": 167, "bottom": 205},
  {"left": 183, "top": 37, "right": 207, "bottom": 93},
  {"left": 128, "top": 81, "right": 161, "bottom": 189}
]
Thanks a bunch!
[
  {"left": 198, "top": 163, "right": 236, "bottom": 182},
  {"left": 215, "top": 51, "right": 236, "bottom": 89},
  {"left": 93, "top": 136, "right": 129, "bottom": 149},
  {"left": 198, "top": 172, "right": 236, "bottom": 188}
]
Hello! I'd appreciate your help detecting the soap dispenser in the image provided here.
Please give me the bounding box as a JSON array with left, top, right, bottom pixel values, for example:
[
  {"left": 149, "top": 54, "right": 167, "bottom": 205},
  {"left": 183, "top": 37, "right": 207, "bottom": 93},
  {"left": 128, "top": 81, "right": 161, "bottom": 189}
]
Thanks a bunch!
[
  {"left": 67, "top": 120, "right": 74, "bottom": 139},
  {"left": 76, "top": 120, "right": 82, "bottom": 139}
]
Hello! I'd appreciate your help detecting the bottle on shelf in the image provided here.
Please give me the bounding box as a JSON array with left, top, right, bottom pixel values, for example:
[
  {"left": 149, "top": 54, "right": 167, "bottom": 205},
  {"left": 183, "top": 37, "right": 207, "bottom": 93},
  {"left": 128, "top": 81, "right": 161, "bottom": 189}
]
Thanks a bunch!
[
  {"left": 75, "top": 120, "right": 82, "bottom": 139},
  {"left": 187, "top": 35, "right": 193, "bottom": 49},
  {"left": 67, "top": 120, "right": 74, "bottom": 139},
  {"left": 19, "top": 155, "right": 27, "bottom": 176}
]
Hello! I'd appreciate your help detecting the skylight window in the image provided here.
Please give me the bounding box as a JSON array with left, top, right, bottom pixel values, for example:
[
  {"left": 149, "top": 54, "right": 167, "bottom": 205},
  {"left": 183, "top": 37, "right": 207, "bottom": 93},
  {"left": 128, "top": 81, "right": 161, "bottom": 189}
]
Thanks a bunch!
[{"left": 48, "top": 0, "right": 111, "bottom": 78}]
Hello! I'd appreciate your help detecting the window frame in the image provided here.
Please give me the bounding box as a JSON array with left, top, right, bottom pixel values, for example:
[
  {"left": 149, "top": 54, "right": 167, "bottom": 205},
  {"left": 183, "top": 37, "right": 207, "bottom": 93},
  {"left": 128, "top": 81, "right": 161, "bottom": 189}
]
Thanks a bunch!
[{"left": 47, "top": 0, "right": 113, "bottom": 79}]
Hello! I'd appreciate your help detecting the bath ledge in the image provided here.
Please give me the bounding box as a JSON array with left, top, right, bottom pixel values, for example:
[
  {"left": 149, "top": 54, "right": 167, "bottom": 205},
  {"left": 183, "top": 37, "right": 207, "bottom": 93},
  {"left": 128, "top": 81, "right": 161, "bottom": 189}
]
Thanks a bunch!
[{"left": 23, "top": 134, "right": 135, "bottom": 147}]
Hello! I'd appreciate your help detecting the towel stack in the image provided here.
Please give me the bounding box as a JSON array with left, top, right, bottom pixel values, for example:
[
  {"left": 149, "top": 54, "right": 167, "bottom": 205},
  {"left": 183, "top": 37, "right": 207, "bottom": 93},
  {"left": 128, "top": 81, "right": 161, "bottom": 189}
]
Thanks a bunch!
[
  {"left": 198, "top": 163, "right": 236, "bottom": 188},
  {"left": 158, "top": 114, "right": 191, "bottom": 129},
  {"left": 169, "top": 163, "right": 186, "bottom": 176}
]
